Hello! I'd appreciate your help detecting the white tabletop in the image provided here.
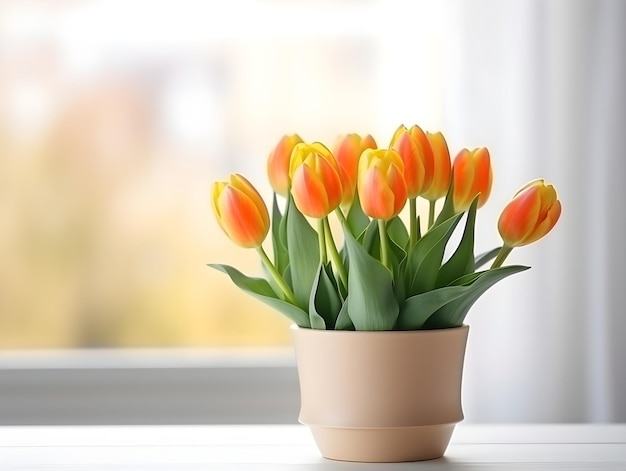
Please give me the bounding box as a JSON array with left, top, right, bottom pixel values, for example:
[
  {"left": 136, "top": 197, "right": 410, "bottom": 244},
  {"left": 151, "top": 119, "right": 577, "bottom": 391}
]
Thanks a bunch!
[{"left": 1, "top": 424, "right": 625, "bottom": 470}]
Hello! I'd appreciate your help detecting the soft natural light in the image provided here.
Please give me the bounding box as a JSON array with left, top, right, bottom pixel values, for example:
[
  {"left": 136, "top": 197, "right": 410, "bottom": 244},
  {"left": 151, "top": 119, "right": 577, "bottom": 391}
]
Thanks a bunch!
[{"left": 1, "top": 0, "right": 624, "bottom": 426}]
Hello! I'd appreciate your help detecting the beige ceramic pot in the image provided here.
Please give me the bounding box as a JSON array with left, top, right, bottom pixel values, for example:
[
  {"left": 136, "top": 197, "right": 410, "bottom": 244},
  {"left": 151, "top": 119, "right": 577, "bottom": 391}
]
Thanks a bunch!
[{"left": 291, "top": 324, "right": 469, "bottom": 462}]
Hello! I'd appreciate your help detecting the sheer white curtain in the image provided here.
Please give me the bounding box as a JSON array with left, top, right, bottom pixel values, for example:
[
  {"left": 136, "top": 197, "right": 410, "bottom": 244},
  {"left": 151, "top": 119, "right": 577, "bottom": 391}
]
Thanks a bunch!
[{"left": 396, "top": 0, "right": 626, "bottom": 422}]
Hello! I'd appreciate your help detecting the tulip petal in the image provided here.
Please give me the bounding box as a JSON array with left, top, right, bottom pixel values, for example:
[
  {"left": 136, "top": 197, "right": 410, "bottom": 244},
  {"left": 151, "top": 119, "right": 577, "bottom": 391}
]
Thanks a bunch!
[
  {"left": 267, "top": 134, "right": 302, "bottom": 196},
  {"left": 391, "top": 124, "right": 408, "bottom": 145},
  {"left": 360, "top": 167, "right": 395, "bottom": 220},
  {"left": 452, "top": 149, "right": 474, "bottom": 211},
  {"left": 514, "top": 178, "right": 545, "bottom": 197},
  {"left": 520, "top": 199, "right": 562, "bottom": 246},
  {"left": 410, "top": 125, "right": 434, "bottom": 193},
  {"left": 289, "top": 143, "right": 313, "bottom": 178},
  {"left": 536, "top": 183, "right": 558, "bottom": 218},
  {"left": 230, "top": 173, "right": 270, "bottom": 230},
  {"left": 334, "top": 134, "right": 360, "bottom": 204},
  {"left": 211, "top": 181, "right": 227, "bottom": 219},
  {"left": 315, "top": 154, "right": 343, "bottom": 211},
  {"left": 361, "top": 134, "right": 377, "bottom": 151},
  {"left": 498, "top": 186, "right": 541, "bottom": 247},
  {"left": 392, "top": 131, "right": 424, "bottom": 198},
  {"left": 387, "top": 162, "right": 408, "bottom": 216},
  {"left": 473, "top": 148, "right": 493, "bottom": 207},
  {"left": 291, "top": 164, "right": 331, "bottom": 219},
  {"left": 422, "top": 131, "right": 451, "bottom": 200},
  {"left": 334, "top": 133, "right": 377, "bottom": 207},
  {"left": 218, "top": 186, "right": 268, "bottom": 248},
  {"left": 289, "top": 143, "right": 343, "bottom": 218},
  {"left": 358, "top": 149, "right": 407, "bottom": 220}
]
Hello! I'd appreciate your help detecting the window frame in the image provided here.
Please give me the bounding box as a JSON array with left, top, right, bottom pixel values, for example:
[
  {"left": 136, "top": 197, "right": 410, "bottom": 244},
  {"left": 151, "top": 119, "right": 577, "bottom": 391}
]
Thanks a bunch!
[{"left": 0, "top": 349, "right": 300, "bottom": 425}]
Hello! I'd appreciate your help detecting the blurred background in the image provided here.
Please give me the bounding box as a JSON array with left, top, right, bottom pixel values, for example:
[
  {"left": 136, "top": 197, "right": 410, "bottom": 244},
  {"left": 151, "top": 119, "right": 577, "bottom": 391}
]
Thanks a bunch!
[{"left": 0, "top": 0, "right": 624, "bottom": 422}]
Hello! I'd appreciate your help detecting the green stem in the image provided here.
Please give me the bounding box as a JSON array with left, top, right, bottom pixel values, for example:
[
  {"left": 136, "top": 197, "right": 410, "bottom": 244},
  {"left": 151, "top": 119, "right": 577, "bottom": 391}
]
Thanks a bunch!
[
  {"left": 491, "top": 245, "right": 514, "bottom": 269},
  {"left": 317, "top": 219, "right": 327, "bottom": 264},
  {"left": 428, "top": 200, "right": 436, "bottom": 229},
  {"left": 409, "top": 198, "right": 417, "bottom": 247},
  {"left": 335, "top": 207, "right": 348, "bottom": 226},
  {"left": 323, "top": 217, "right": 348, "bottom": 289},
  {"left": 378, "top": 219, "right": 390, "bottom": 271},
  {"left": 256, "top": 246, "right": 297, "bottom": 304}
]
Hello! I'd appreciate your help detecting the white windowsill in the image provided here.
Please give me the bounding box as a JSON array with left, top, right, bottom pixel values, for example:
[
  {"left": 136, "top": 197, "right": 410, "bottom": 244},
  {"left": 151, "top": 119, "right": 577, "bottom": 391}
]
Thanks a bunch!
[{"left": 0, "top": 347, "right": 296, "bottom": 369}]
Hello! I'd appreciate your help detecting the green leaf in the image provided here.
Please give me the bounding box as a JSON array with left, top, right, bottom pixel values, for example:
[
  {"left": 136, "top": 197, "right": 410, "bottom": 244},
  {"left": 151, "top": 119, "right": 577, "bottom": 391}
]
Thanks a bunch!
[
  {"left": 397, "top": 285, "right": 473, "bottom": 330},
  {"left": 208, "top": 264, "right": 310, "bottom": 327},
  {"left": 406, "top": 213, "right": 463, "bottom": 296},
  {"left": 433, "top": 172, "right": 456, "bottom": 227},
  {"left": 358, "top": 219, "right": 405, "bottom": 284},
  {"left": 283, "top": 264, "right": 292, "bottom": 287},
  {"left": 343, "top": 228, "right": 399, "bottom": 330},
  {"left": 424, "top": 265, "right": 530, "bottom": 328},
  {"left": 346, "top": 193, "right": 370, "bottom": 238},
  {"left": 361, "top": 219, "right": 379, "bottom": 254},
  {"left": 394, "top": 256, "right": 408, "bottom": 302},
  {"left": 388, "top": 233, "right": 407, "bottom": 286},
  {"left": 271, "top": 194, "right": 289, "bottom": 275},
  {"left": 474, "top": 247, "right": 502, "bottom": 269},
  {"left": 286, "top": 198, "right": 320, "bottom": 310},
  {"left": 309, "top": 263, "right": 342, "bottom": 330},
  {"left": 448, "top": 271, "right": 482, "bottom": 287},
  {"left": 436, "top": 197, "right": 478, "bottom": 288},
  {"left": 416, "top": 215, "right": 422, "bottom": 240},
  {"left": 308, "top": 308, "right": 326, "bottom": 329},
  {"left": 334, "top": 297, "right": 354, "bottom": 330},
  {"left": 387, "top": 216, "right": 409, "bottom": 250}
]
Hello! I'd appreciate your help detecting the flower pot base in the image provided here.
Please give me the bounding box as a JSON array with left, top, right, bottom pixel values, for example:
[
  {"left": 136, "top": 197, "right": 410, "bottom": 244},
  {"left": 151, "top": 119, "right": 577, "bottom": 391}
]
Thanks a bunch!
[{"left": 308, "top": 423, "right": 456, "bottom": 462}]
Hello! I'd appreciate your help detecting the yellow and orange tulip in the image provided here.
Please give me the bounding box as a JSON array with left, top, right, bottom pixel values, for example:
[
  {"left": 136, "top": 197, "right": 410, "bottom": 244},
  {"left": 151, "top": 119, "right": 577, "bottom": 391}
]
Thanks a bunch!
[
  {"left": 212, "top": 174, "right": 270, "bottom": 248},
  {"left": 452, "top": 147, "right": 493, "bottom": 212},
  {"left": 421, "top": 131, "right": 451, "bottom": 201},
  {"left": 333, "top": 133, "right": 377, "bottom": 206},
  {"left": 498, "top": 179, "right": 562, "bottom": 247},
  {"left": 390, "top": 125, "right": 425, "bottom": 198},
  {"left": 267, "top": 134, "right": 303, "bottom": 196},
  {"left": 358, "top": 148, "right": 408, "bottom": 220},
  {"left": 290, "top": 142, "right": 343, "bottom": 219},
  {"left": 408, "top": 125, "right": 435, "bottom": 195}
]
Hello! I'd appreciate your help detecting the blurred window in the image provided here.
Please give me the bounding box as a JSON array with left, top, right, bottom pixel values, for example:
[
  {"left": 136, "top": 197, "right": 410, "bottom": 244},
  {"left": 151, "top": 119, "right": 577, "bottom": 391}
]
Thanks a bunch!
[{"left": 0, "top": 0, "right": 445, "bottom": 348}]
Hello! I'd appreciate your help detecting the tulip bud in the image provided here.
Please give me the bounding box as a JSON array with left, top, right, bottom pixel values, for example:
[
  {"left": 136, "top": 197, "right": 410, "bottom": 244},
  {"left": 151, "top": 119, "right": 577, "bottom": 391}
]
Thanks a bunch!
[
  {"left": 452, "top": 147, "right": 493, "bottom": 212},
  {"left": 267, "top": 134, "right": 303, "bottom": 196},
  {"left": 498, "top": 179, "right": 562, "bottom": 247},
  {"left": 408, "top": 125, "right": 435, "bottom": 193},
  {"left": 421, "top": 131, "right": 451, "bottom": 201},
  {"left": 333, "top": 133, "right": 377, "bottom": 206},
  {"left": 290, "top": 142, "right": 343, "bottom": 218},
  {"left": 390, "top": 125, "right": 425, "bottom": 198},
  {"left": 212, "top": 174, "right": 270, "bottom": 248},
  {"left": 358, "top": 148, "right": 408, "bottom": 220}
]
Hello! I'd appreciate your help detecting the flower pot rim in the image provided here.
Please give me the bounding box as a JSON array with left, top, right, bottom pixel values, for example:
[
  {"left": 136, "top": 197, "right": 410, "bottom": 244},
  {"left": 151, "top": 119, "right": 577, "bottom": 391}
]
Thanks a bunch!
[
  {"left": 290, "top": 324, "right": 469, "bottom": 335},
  {"left": 299, "top": 421, "right": 461, "bottom": 430}
]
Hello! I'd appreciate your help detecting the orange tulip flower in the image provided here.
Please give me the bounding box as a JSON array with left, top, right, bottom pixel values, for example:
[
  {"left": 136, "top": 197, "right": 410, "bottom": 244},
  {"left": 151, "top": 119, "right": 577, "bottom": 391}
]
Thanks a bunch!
[
  {"left": 267, "top": 134, "right": 303, "bottom": 196},
  {"left": 452, "top": 147, "right": 493, "bottom": 212},
  {"left": 290, "top": 142, "right": 343, "bottom": 219},
  {"left": 408, "top": 125, "right": 435, "bottom": 195},
  {"left": 390, "top": 125, "right": 425, "bottom": 198},
  {"left": 333, "top": 133, "right": 377, "bottom": 206},
  {"left": 421, "top": 131, "right": 451, "bottom": 201},
  {"left": 498, "top": 179, "right": 562, "bottom": 247},
  {"left": 358, "top": 148, "right": 408, "bottom": 220},
  {"left": 212, "top": 174, "right": 270, "bottom": 248}
]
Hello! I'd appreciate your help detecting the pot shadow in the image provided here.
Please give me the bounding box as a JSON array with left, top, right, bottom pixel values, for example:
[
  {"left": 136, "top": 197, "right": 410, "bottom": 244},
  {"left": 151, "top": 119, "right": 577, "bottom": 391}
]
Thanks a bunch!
[{"left": 307, "top": 456, "right": 472, "bottom": 470}]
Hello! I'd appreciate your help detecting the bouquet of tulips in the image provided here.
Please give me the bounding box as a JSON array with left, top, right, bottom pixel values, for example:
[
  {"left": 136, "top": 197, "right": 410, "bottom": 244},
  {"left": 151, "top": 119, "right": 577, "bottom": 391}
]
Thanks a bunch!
[{"left": 210, "top": 126, "right": 561, "bottom": 331}]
